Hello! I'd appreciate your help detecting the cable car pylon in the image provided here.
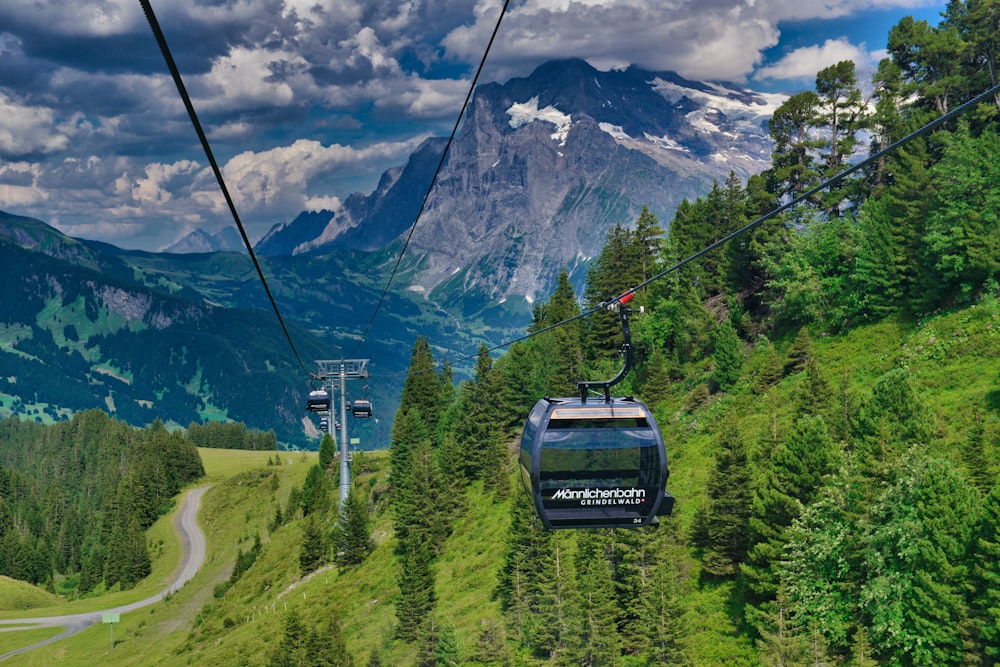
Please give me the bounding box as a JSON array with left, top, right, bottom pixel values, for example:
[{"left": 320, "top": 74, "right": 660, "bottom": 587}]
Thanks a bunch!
[{"left": 309, "top": 359, "right": 371, "bottom": 517}]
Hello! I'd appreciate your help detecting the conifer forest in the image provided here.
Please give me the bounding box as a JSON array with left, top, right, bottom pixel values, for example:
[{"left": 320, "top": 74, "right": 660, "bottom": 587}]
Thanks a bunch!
[
  {"left": 2, "top": 4, "right": 1000, "bottom": 666},
  {"left": 377, "top": 6, "right": 1000, "bottom": 664}
]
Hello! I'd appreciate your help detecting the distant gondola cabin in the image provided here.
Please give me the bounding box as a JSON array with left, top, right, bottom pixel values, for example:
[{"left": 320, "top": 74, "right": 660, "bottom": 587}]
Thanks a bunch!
[
  {"left": 351, "top": 399, "right": 372, "bottom": 419},
  {"left": 307, "top": 389, "right": 331, "bottom": 413}
]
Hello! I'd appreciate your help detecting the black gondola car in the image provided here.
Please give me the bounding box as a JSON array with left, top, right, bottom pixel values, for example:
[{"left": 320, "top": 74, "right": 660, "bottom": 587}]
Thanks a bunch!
[
  {"left": 306, "top": 389, "right": 331, "bottom": 413},
  {"left": 519, "top": 396, "right": 673, "bottom": 529},
  {"left": 351, "top": 399, "right": 372, "bottom": 418}
]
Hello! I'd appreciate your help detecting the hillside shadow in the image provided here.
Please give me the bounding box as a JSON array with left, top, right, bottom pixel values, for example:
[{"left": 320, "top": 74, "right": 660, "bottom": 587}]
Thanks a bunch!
[{"left": 987, "top": 389, "right": 1000, "bottom": 414}]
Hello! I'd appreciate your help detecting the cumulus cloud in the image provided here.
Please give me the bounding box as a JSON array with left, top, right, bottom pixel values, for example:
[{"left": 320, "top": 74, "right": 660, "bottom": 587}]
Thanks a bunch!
[
  {"left": 754, "top": 38, "right": 873, "bottom": 82},
  {"left": 221, "top": 135, "right": 430, "bottom": 213},
  {"left": 0, "top": 93, "right": 77, "bottom": 157},
  {"left": 0, "top": 162, "right": 47, "bottom": 206},
  {"left": 0, "top": 1, "right": 145, "bottom": 37},
  {"left": 132, "top": 160, "right": 202, "bottom": 206},
  {"left": 445, "top": 0, "right": 937, "bottom": 82}
]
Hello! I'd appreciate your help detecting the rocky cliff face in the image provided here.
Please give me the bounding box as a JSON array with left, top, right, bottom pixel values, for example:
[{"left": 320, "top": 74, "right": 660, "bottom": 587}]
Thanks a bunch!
[{"left": 256, "top": 58, "right": 783, "bottom": 304}]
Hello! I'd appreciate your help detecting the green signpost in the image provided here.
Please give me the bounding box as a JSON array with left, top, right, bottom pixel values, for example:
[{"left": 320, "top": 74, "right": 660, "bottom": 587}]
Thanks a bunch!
[{"left": 102, "top": 612, "right": 120, "bottom": 648}]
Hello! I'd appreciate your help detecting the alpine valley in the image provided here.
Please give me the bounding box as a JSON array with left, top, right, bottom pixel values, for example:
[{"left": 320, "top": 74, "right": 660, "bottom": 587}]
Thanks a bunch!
[{"left": 0, "top": 59, "right": 781, "bottom": 447}]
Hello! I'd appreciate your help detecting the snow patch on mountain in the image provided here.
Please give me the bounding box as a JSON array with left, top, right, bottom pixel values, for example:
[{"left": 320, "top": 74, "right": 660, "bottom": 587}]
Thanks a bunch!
[
  {"left": 650, "top": 77, "right": 784, "bottom": 136},
  {"left": 507, "top": 96, "right": 572, "bottom": 146}
]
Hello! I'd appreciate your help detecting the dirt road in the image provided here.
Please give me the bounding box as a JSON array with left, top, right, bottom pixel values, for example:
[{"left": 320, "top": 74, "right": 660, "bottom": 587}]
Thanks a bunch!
[{"left": 0, "top": 485, "right": 211, "bottom": 661}]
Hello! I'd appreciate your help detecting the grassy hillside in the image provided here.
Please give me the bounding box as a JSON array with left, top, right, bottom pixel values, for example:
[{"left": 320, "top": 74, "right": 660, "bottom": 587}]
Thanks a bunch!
[{"left": 1, "top": 300, "right": 997, "bottom": 664}]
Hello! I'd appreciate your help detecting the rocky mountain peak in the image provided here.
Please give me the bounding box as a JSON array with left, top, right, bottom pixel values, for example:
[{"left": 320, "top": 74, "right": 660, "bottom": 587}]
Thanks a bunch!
[{"left": 255, "top": 59, "right": 784, "bottom": 305}]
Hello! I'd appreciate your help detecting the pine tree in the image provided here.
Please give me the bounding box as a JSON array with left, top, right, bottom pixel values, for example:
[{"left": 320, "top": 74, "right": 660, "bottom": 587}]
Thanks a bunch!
[
  {"left": 642, "top": 551, "right": 686, "bottom": 665},
  {"left": 319, "top": 433, "right": 336, "bottom": 471},
  {"left": 394, "top": 425, "right": 448, "bottom": 642},
  {"left": 962, "top": 413, "right": 995, "bottom": 492},
  {"left": 269, "top": 609, "right": 307, "bottom": 667},
  {"left": 632, "top": 205, "right": 665, "bottom": 281},
  {"left": 452, "top": 344, "right": 505, "bottom": 486},
  {"left": 848, "top": 626, "right": 879, "bottom": 667},
  {"left": 768, "top": 91, "right": 823, "bottom": 200},
  {"left": 798, "top": 354, "right": 833, "bottom": 418},
  {"left": 888, "top": 14, "right": 966, "bottom": 117},
  {"left": 395, "top": 337, "right": 446, "bottom": 444},
  {"left": 324, "top": 613, "right": 352, "bottom": 667},
  {"left": 473, "top": 618, "right": 512, "bottom": 666},
  {"left": 784, "top": 328, "right": 814, "bottom": 376},
  {"left": 637, "top": 346, "right": 671, "bottom": 407},
  {"left": 564, "top": 531, "right": 621, "bottom": 666},
  {"left": 723, "top": 172, "right": 779, "bottom": 317},
  {"left": 301, "top": 463, "right": 331, "bottom": 517},
  {"left": 752, "top": 584, "right": 811, "bottom": 667},
  {"left": 495, "top": 491, "right": 564, "bottom": 656},
  {"left": 533, "top": 268, "right": 584, "bottom": 396},
  {"left": 711, "top": 318, "right": 742, "bottom": 393},
  {"left": 923, "top": 124, "right": 1000, "bottom": 302},
  {"left": 744, "top": 416, "right": 835, "bottom": 599},
  {"left": 104, "top": 481, "right": 151, "bottom": 590},
  {"left": 299, "top": 514, "right": 326, "bottom": 574},
  {"left": 699, "top": 423, "right": 753, "bottom": 577},
  {"left": 851, "top": 368, "right": 934, "bottom": 473},
  {"left": 336, "top": 485, "right": 372, "bottom": 566},
  {"left": 746, "top": 335, "right": 783, "bottom": 393},
  {"left": 814, "top": 60, "right": 868, "bottom": 214},
  {"left": 865, "top": 58, "right": 905, "bottom": 195},
  {"left": 971, "top": 480, "right": 1000, "bottom": 664},
  {"left": 434, "top": 623, "right": 460, "bottom": 667},
  {"left": 395, "top": 537, "right": 436, "bottom": 642},
  {"left": 860, "top": 457, "right": 981, "bottom": 666}
]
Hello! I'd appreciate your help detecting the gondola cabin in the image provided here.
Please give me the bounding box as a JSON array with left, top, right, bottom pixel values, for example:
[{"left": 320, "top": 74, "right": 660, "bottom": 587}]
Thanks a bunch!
[
  {"left": 519, "top": 396, "right": 673, "bottom": 529},
  {"left": 351, "top": 399, "right": 373, "bottom": 419},
  {"left": 306, "top": 389, "right": 331, "bottom": 413}
]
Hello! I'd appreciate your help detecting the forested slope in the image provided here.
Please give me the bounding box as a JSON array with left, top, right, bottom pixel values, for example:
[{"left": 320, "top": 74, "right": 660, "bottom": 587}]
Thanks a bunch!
[
  {"left": 1, "top": 4, "right": 999, "bottom": 666},
  {"left": 0, "top": 412, "right": 204, "bottom": 595}
]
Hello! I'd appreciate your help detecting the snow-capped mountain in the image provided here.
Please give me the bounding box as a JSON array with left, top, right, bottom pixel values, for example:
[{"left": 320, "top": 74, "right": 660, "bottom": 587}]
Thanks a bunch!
[{"left": 256, "top": 58, "right": 784, "bottom": 303}]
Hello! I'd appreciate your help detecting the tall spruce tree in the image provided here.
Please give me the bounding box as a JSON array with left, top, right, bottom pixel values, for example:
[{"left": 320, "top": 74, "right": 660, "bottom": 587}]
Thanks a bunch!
[
  {"left": 851, "top": 368, "right": 934, "bottom": 474},
  {"left": 971, "top": 480, "right": 1000, "bottom": 663},
  {"left": 698, "top": 423, "right": 754, "bottom": 577},
  {"left": 564, "top": 530, "right": 622, "bottom": 666},
  {"left": 711, "top": 318, "right": 743, "bottom": 393},
  {"left": 335, "top": 484, "right": 372, "bottom": 567},
  {"left": 395, "top": 535, "right": 436, "bottom": 642},
  {"left": 744, "top": 415, "right": 835, "bottom": 599},
  {"left": 496, "top": 491, "right": 566, "bottom": 657},
  {"left": 319, "top": 433, "right": 336, "bottom": 471},
  {"left": 922, "top": 124, "right": 1000, "bottom": 303},
  {"left": 860, "top": 457, "right": 980, "bottom": 666},
  {"left": 299, "top": 514, "right": 326, "bottom": 574},
  {"left": 452, "top": 344, "right": 506, "bottom": 488},
  {"left": 531, "top": 268, "right": 584, "bottom": 396}
]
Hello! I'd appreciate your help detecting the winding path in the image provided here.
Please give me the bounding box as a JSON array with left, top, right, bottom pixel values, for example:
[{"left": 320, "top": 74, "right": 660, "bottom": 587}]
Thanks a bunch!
[{"left": 0, "top": 485, "right": 211, "bottom": 661}]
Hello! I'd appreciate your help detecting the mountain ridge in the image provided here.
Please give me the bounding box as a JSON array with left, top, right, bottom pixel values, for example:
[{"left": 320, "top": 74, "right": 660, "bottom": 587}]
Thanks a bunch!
[{"left": 254, "top": 58, "right": 782, "bottom": 303}]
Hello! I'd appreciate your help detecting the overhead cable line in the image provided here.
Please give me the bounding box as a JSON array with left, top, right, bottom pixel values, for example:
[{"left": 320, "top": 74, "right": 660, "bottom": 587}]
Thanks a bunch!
[
  {"left": 422, "top": 79, "right": 1000, "bottom": 374},
  {"left": 350, "top": 0, "right": 513, "bottom": 357},
  {"left": 139, "top": 0, "right": 310, "bottom": 375}
]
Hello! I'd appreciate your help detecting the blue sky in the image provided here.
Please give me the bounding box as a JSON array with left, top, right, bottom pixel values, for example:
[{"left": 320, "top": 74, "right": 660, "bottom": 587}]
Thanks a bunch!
[{"left": 0, "top": 0, "right": 946, "bottom": 251}]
